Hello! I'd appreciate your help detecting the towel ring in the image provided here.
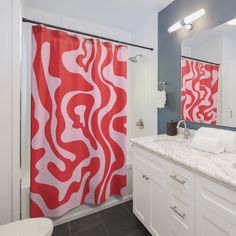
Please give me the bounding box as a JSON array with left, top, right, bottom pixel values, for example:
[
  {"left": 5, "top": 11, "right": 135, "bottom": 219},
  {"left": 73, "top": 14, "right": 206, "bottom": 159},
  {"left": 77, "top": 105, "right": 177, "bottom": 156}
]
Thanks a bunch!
[{"left": 159, "top": 81, "right": 166, "bottom": 91}]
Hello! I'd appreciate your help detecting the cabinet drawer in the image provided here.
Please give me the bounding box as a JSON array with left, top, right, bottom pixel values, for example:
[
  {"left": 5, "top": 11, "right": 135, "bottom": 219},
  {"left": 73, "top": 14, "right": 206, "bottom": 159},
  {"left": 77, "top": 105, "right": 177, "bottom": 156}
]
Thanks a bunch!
[
  {"left": 196, "top": 204, "right": 236, "bottom": 236},
  {"left": 168, "top": 221, "right": 194, "bottom": 236},
  {"left": 167, "top": 162, "right": 195, "bottom": 199},
  {"left": 167, "top": 186, "right": 195, "bottom": 236},
  {"left": 196, "top": 176, "right": 236, "bottom": 227}
]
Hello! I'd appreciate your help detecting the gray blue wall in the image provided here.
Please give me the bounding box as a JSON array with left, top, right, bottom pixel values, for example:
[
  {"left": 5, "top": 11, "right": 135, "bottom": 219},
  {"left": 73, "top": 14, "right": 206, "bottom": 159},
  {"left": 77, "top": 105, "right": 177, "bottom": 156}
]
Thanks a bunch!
[{"left": 158, "top": 0, "right": 236, "bottom": 133}]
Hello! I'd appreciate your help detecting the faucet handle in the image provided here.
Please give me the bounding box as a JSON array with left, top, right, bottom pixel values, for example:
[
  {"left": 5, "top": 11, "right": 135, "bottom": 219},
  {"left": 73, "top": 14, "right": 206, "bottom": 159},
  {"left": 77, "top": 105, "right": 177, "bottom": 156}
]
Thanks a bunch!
[
  {"left": 136, "top": 119, "right": 144, "bottom": 129},
  {"left": 184, "top": 128, "right": 191, "bottom": 139}
]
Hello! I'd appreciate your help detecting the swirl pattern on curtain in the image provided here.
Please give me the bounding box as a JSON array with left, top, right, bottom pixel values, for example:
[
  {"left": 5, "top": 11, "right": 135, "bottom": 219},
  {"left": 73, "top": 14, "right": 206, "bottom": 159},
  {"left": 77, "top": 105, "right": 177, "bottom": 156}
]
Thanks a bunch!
[
  {"left": 30, "top": 26, "right": 127, "bottom": 218},
  {"left": 181, "top": 57, "right": 220, "bottom": 125}
]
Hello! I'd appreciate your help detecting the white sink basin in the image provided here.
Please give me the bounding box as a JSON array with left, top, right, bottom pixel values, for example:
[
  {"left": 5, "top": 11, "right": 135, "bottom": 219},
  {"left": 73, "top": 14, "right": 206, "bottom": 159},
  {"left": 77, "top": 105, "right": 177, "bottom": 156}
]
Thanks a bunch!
[
  {"left": 153, "top": 138, "right": 187, "bottom": 145},
  {"left": 155, "top": 139, "right": 184, "bottom": 143},
  {"left": 151, "top": 137, "right": 191, "bottom": 153},
  {"left": 233, "top": 162, "right": 236, "bottom": 169}
]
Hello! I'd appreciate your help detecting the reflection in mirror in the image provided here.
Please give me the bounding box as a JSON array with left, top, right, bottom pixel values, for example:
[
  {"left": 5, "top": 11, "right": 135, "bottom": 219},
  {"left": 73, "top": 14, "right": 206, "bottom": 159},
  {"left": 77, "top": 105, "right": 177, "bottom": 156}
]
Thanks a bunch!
[{"left": 181, "top": 19, "right": 236, "bottom": 128}]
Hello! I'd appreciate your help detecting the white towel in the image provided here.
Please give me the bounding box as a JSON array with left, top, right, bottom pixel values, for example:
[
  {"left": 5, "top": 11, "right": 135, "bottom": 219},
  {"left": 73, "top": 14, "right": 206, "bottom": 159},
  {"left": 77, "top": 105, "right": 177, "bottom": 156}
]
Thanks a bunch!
[
  {"left": 195, "top": 127, "right": 236, "bottom": 153},
  {"left": 157, "top": 90, "right": 167, "bottom": 108},
  {"left": 191, "top": 135, "right": 224, "bottom": 154}
]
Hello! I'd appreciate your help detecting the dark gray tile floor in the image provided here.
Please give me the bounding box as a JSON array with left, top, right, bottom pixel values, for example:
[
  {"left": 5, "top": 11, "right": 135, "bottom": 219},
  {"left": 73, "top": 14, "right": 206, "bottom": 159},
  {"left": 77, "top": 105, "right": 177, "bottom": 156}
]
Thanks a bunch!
[{"left": 52, "top": 201, "right": 151, "bottom": 236}]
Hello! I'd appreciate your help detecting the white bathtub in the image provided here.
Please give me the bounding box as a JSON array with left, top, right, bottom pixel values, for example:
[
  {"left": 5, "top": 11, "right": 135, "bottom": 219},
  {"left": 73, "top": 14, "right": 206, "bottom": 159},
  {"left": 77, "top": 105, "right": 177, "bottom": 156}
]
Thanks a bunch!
[{"left": 21, "top": 161, "right": 133, "bottom": 226}]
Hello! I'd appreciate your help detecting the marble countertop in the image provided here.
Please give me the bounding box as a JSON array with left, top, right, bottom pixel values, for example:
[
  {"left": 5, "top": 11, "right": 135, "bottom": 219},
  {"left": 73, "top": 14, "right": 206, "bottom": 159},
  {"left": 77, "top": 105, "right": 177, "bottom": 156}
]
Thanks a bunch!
[{"left": 130, "top": 134, "right": 236, "bottom": 190}]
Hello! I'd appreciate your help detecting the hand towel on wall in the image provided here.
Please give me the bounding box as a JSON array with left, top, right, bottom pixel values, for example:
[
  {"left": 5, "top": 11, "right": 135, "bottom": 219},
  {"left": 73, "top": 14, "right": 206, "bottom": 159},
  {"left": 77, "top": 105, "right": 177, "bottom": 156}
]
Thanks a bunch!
[
  {"left": 157, "top": 90, "right": 167, "bottom": 108},
  {"left": 195, "top": 127, "right": 236, "bottom": 153}
]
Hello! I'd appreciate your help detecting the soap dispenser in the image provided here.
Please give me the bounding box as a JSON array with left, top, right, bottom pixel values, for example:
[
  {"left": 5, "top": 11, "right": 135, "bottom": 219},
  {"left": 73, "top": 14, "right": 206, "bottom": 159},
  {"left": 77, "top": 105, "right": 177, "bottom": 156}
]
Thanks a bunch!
[{"left": 166, "top": 120, "right": 178, "bottom": 136}]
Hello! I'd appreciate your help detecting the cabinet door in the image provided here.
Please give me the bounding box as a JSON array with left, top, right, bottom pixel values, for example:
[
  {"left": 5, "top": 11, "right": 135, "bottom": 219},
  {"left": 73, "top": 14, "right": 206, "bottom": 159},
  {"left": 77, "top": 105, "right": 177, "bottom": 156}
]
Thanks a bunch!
[
  {"left": 149, "top": 177, "right": 167, "bottom": 236},
  {"left": 133, "top": 150, "right": 168, "bottom": 236},
  {"left": 196, "top": 205, "right": 236, "bottom": 236},
  {"left": 133, "top": 168, "right": 150, "bottom": 224}
]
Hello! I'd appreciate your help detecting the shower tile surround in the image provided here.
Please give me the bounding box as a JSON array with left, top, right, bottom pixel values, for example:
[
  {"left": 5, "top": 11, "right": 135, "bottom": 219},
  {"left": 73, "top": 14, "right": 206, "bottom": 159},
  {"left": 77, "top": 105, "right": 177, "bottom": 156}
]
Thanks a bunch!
[
  {"left": 158, "top": 0, "right": 236, "bottom": 133},
  {"left": 52, "top": 201, "right": 151, "bottom": 236}
]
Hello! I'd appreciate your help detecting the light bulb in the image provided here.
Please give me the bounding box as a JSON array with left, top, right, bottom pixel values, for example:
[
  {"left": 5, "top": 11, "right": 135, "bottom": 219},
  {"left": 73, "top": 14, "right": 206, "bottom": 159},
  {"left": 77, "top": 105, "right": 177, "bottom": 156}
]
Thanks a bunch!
[
  {"left": 168, "top": 21, "right": 184, "bottom": 33},
  {"left": 227, "top": 18, "right": 236, "bottom": 25},
  {"left": 184, "top": 9, "right": 205, "bottom": 25}
]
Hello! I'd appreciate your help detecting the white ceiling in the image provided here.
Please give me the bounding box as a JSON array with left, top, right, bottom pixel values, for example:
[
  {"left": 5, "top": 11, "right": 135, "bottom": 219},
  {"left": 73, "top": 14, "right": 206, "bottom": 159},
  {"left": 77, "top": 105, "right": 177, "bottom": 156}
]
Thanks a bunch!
[{"left": 23, "top": 0, "right": 174, "bottom": 31}]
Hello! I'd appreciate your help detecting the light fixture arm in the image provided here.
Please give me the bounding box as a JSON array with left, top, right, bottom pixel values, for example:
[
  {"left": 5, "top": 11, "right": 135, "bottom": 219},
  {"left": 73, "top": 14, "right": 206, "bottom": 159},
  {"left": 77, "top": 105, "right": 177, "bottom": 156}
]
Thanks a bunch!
[{"left": 185, "top": 23, "right": 193, "bottom": 30}]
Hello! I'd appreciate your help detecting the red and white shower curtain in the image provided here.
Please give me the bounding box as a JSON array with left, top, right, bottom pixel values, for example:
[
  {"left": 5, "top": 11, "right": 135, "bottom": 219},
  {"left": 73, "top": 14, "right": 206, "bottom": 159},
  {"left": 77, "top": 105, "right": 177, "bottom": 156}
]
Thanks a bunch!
[
  {"left": 30, "top": 26, "right": 127, "bottom": 218},
  {"left": 181, "top": 57, "right": 220, "bottom": 124}
]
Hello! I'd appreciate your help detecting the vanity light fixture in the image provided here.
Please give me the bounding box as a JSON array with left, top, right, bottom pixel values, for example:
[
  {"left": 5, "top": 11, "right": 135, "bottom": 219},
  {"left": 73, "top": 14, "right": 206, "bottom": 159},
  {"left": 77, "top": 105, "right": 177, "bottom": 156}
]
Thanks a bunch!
[
  {"left": 185, "top": 24, "right": 193, "bottom": 30},
  {"left": 168, "top": 21, "right": 183, "bottom": 34},
  {"left": 168, "top": 9, "right": 206, "bottom": 33},
  {"left": 227, "top": 18, "right": 236, "bottom": 25}
]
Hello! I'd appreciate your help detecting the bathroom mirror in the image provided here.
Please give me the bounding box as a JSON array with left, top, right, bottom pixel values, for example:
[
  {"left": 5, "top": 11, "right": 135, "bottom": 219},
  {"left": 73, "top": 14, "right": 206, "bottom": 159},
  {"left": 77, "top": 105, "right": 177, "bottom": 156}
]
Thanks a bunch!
[{"left": 181, "top": 19, "right": 236, "bottom": 128}]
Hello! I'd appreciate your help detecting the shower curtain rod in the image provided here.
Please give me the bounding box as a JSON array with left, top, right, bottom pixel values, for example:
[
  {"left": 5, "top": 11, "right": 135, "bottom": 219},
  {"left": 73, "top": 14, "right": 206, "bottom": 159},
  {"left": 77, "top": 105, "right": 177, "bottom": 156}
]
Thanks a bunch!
[
  {"left": 181, "top": 55, "right": 220, "bottom": 66},
  {"left": 22, "top": 18, "right": 154, "bottom": 51}
]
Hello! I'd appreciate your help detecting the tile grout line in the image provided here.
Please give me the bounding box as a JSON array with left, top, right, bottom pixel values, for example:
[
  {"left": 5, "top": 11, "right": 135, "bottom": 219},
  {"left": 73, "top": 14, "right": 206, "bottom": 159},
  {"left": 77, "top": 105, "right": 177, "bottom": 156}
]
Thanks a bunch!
[
  {"left": 97, "top": 212, "right": 112, "bottom": 236},
  {"left": 122, "top": 201, "right": 135, "bottom": 218},
  {"left": 64, "top": 202, "right": 136, "bottom": 236},
  {"left": 67, "top": 213, "right": 103, "bottom": 235},
  {"left": 125, "top": 228, "right": 140, "bottom": 236},
  {"left": 67, "top": 223, "right": 72, "bottom": 236},
  {"left": 122, "top": 201, "right": 150, "bottom": 235}
]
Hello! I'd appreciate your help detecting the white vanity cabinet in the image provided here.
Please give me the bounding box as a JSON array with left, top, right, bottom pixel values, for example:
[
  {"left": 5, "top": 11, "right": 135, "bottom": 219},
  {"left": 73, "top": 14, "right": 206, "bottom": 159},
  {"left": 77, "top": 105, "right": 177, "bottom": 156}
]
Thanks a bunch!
[
  {"left": 166, "top": 162, "right": 196, "bottom": 236},
  {"left": 133, "top": 148, "right": 168, "bottom": 236},
  {"left": 133, "top": 160, "right": 150, "bottom": 225},
  {"left": 132, "top": 145, "right": 236, "bottom": 236},
  {"left": 196, "top": 176, "right": 236, "bottom": 236},
  {"left": 196, "top": 205, "right": 236, "bottom": 236}
]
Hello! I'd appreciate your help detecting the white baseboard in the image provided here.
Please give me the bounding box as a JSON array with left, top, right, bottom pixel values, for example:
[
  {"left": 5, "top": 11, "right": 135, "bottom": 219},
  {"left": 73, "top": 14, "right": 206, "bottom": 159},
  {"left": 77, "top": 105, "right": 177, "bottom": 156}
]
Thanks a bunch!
[{"left": 53, "top": 194, "right": 133, "bottom": 226}]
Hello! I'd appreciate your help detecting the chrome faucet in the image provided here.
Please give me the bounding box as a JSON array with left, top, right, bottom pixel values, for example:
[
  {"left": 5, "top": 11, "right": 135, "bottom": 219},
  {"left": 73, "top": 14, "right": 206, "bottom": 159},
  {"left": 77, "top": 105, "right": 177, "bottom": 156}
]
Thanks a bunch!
[{"left": 176, "top": 120, "right": 190, "bottom": 139}]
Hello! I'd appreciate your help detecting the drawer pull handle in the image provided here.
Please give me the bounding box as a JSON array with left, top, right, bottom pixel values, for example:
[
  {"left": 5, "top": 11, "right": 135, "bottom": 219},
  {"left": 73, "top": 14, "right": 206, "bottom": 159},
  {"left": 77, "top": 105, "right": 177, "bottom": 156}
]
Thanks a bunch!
[
  {"left": 170, "top": 206, "right": 186, "bottom": 219},
  {"left": 170, "top": 175, "right": 186, "bottom": 185}
]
